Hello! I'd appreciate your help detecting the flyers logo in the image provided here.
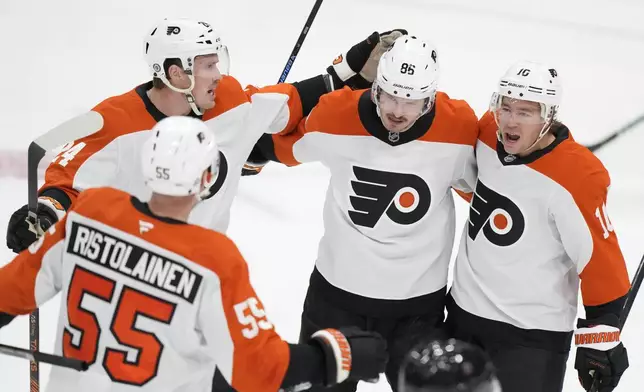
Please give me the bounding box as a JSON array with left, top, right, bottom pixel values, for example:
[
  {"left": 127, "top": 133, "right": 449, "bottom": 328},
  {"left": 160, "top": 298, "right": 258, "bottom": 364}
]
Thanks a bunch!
[
  {"left": 201, "top": 151, "right": 228, "bottom": 200},
  {"left": 332, "top": 54, "right": 343, "bottom": 65},
  {"left": 348, "top": 166, "right": 431, "bottom": 228},
  {"left": 468, "top": 180, "right": 524, "bottom": 246}
]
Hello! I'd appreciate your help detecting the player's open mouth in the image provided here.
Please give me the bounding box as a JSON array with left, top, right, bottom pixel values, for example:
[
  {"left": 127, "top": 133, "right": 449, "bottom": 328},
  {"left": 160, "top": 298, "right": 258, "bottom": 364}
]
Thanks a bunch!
[
  {"left": 207, "top": 89, "right": 215, "bottom": 98},
  {"left": 504, "top": 132, "right": 520, "bottom": 144}
]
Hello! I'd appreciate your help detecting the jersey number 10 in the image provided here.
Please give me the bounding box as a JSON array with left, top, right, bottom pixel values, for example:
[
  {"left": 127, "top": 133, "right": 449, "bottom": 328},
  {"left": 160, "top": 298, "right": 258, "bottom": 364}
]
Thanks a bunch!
[
  {"left": 595, "top": 202, "right": 614, "bottom": 240},
  {"left": 63, "top": 265, "right": 176, "bottom": 386}
]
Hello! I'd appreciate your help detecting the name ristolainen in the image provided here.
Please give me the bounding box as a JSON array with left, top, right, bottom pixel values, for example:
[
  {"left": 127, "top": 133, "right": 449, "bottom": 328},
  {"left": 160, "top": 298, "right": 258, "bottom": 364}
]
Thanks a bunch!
[{"left": 67, "top": 221, "right": 203, "bottom": 303}]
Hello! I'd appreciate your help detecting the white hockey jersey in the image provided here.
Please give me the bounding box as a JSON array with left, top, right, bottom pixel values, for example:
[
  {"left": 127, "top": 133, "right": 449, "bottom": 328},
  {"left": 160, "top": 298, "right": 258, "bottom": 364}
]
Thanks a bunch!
[
  {"left": 0, "top": 187, "right": 291, "bottom": 392},
  {"left": 451, "top": 112, "right": 631, "bottom": 332},
  {"left": 39, "top": 76, "right": 304, "bottom": 233},
  {"left": 268, "top": 88, "right": 479, "bottom": 301}
]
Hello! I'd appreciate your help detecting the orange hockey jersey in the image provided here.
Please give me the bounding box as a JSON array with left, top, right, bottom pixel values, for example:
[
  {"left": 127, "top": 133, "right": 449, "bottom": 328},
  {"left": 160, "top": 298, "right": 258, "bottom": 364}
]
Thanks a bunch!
[
  {"left": 451, "top": 112, "right": 630, "bottom": 332},
  {"left": 0, "top": 187, "right": 291, "bottom": 392},
  {"left": 39, "top": 75, "right": 305, "bottom": 232}
]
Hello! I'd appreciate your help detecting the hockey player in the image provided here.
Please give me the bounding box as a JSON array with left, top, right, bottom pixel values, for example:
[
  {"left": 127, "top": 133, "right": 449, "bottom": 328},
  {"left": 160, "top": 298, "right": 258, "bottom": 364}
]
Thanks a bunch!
[
  {"left": 398, "top": 338, "right": 502, "bottom": 392},
  {"left": 0, "top": 116, "right": 387, "bottom": 392},
  {"left": 446, "top": 61, "right": 630, "bottom": 392},
  {"left": 255, "top": 35, "right": 479, "bottom": 391},
  {"left": 5, "top": 17, "right": 405, "bottom": 252}
]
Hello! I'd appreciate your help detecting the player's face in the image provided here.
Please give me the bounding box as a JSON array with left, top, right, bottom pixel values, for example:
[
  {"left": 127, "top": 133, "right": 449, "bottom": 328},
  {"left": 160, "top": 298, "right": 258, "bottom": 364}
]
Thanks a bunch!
[
  {"left": 192, "top": 54, "right": 225, "bottom": 110},
  {"left": 378, "top": 91, "right": 426, "bottom": 133},
  {"left": 495, "top": 97, "right": 545, "bottom": 155}
]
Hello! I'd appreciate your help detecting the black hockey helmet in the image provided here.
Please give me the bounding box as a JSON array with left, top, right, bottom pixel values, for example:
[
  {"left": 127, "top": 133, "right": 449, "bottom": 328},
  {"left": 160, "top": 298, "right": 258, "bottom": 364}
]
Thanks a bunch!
[{"left": 398, "top": 338, "right": 502, "bottom": 392}]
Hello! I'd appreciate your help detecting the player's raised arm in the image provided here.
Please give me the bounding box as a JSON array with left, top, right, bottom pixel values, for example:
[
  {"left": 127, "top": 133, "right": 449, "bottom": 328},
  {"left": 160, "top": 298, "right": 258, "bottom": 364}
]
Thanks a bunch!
[
  {"left": 6, "top": 106, "right": 127, "bottom": 253},
  {"left": 241, "top": 30, "right": 408, "bottom": 174}
]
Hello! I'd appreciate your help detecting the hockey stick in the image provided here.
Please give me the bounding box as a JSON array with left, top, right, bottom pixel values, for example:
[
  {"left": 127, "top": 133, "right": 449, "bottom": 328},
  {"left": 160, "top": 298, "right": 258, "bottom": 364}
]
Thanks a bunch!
[
  {"left": 277, "top": 0, "right": 324, "bottom": 83},
  {"left": 24, "top": 110, "right": 103, "bottom": 391},
  {"left": 589, "top": 253, "right": 644, "bottom": 391},
  {"left": 0, "top": 343, "right": 88, "bottom": 372},
  {"left": 585, "top": 113, "right": 644, "bottom": 153},
  {"left": 620, "top": 253, "right": 644, "bottom": 328}
]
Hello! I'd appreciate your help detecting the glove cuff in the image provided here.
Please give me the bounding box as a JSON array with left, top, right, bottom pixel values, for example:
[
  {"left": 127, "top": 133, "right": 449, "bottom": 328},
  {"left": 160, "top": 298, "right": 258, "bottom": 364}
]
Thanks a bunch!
[
  {"left": 311, "top": 328, "right": 352, "bottom": 385},
  {"left": 330, "top": 52, "right": 357, "bottom": 82},
  {"left": 38, "top": 196, "right": 66, "bottom": 221},
  {"left": 575, "top": 321, "right": 621, "bottom": 351}
]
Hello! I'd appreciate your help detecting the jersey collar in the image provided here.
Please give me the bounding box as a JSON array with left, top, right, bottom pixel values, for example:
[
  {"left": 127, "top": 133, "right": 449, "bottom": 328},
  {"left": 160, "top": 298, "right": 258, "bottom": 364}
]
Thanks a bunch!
[
  {"left": 358, "top": 90, "right": 436, "bottom": 146},
  {"left": 496, "top": 123, "right": 571, "bottom": 166},
  {"left": 136, "top": 82, "right": 202, "bottom": 122}
]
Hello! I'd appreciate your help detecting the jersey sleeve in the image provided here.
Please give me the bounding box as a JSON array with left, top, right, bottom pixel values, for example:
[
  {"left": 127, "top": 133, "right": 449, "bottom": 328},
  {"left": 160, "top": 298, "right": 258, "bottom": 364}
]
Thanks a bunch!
[
  {"left": 243, "top": 84, "right": 303, "bottom": 136},
  {"left": 450, "top": 108, "right": 479, "bottom": 194},
  {"left": 243, "top": 74, "right": 332, "bottom": 136},
  {"left": 554, "top": 171, "right": 630, "bottom": 309},
  {"left": 40, "top": 110, "right": 119, "bottom": 213},
  {"left": 255, "top": 87, "right": 360, "bottom": 167},
  {"left": 0, "top": 215, "right": 68, "bottom": 316},
  {"left": 197, "top": 240, "right": 290, "bottom": 392}
]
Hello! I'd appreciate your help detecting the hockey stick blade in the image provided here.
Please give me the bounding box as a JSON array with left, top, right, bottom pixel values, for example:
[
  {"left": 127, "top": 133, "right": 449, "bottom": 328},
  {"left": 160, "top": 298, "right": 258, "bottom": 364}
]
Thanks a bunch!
[
  {"left": 27, "top": 111, "right": 103, "bottom": 214},
  {"left": 0, "top": 343, "right": 88, "bottom": 372}
]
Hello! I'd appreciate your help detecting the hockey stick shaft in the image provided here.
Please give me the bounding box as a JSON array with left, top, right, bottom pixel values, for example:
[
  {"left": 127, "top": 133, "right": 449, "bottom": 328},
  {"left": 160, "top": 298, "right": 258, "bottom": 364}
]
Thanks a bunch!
[
  {"left": 589, "top": 253, "right": 644, "bottom": 391},
  {"left": 620, "top": 252, "right": 644, "bottom": 329},
  {"left": 277, "top": 0, "right": 324, "bottom": 83},
  {"left": 0, "top": 343, "right": 88, "bottom": 372},
  {"left": 585, "top": 113, "right": 644, "bottom": 153},
  {"left": 27, "top": 141, "right": 45, "bottom": 392},
  {"left": 23, "top": 110, "right": 103, "bottom": 391}
]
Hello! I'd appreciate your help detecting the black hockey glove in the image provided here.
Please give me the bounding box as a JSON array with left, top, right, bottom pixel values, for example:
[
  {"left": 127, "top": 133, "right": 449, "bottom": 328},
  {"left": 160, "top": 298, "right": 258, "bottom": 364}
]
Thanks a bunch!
[
  {"left": 574, "top": 314, "right": 629, "bottom": 392},
  {"left": 0, "top": 313, "right": 16, "bottom": 329},
  {"left": 327, "top": 29, "right": 408, "bottom": 90},
  {"left": 310, "top": 327, "right": 387, "bottom": 386},
  {"left": 6, "top": 203, "right": 58, "bottom": 253},
  {"left": 242, "top": 144, "right": 269, "bottom": 176}
]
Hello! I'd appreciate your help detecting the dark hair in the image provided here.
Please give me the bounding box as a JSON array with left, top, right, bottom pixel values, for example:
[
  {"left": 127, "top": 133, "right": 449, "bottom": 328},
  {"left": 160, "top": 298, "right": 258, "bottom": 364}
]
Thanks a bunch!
[{"left": 152, "top": 58, "right": 183, "bottom": 89}]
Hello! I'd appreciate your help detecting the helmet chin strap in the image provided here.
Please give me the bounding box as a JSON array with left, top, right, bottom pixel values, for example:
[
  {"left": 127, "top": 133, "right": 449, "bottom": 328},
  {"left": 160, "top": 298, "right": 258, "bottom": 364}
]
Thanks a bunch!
[{"left": 159, "top": 74, "right": 204, "bottom": 116}]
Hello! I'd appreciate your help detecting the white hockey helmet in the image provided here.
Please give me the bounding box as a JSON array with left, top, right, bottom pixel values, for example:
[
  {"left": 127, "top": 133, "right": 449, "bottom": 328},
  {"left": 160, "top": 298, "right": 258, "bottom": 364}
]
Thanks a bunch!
[
  {"left": 141, "top": 116, "right": 219, "bottom": 197},
  {"left": 490, "top": 61, "right": 562, "bottom": 143},
  {"left": 372, "top": 35, "right": 440, "bottom": 115},
  {"left": 144, "top": 18, "right": 230, "bottom": 115}
]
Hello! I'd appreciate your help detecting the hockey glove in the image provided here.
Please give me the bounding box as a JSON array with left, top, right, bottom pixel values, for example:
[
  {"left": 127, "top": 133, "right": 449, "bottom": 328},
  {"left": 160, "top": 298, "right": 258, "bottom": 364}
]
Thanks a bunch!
[
  {"left": 242, "top": 144, "right": 269, "bottom": 176},
  {"left": 310, "top": 327, "right": 387, "bottom": 386},
  {"left": 574, "top": 314, "right": 629, "bottom": 392},
  {"left": 6, "top": 200, "right": 61, "bottom": 253},
  {"left": 0, "top": 313, "right": 16, "bottom": 329},
  {"left": 327, "top": 29, "right": 407, "bottom": 90}
]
